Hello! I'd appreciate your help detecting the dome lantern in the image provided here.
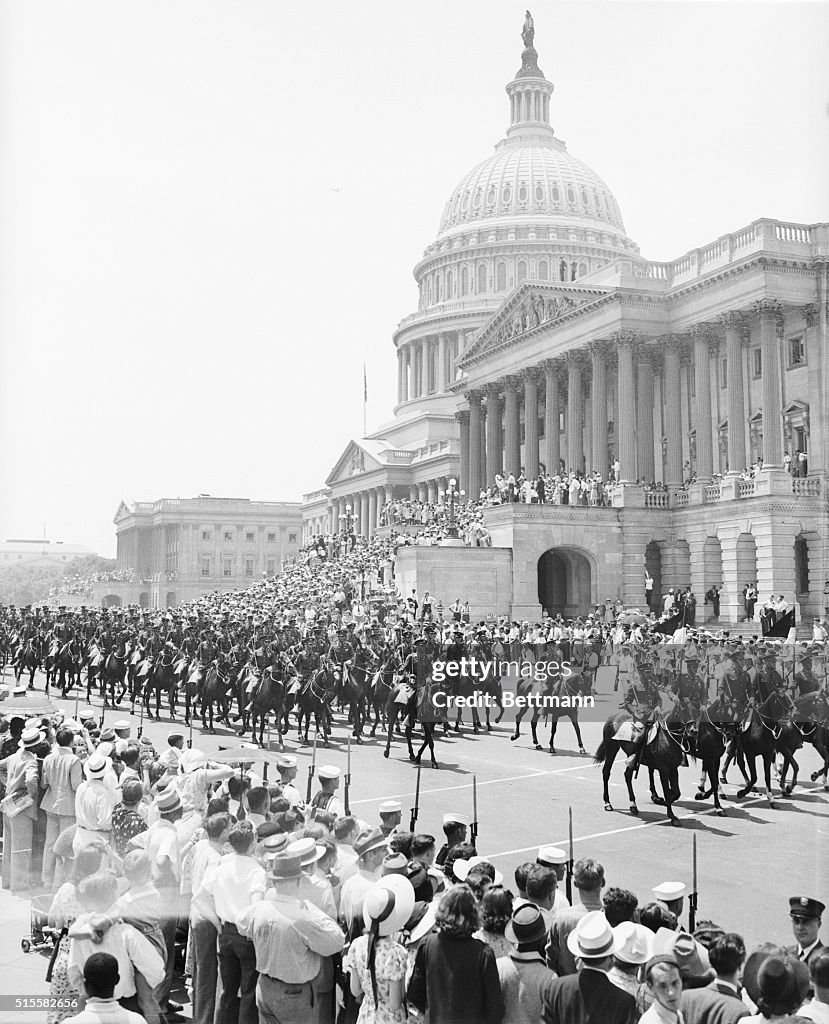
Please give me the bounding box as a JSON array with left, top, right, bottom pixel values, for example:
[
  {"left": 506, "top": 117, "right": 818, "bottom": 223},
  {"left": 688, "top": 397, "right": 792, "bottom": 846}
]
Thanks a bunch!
[{"left": 506, "top": 11, "right": 554, "bottom": 141}]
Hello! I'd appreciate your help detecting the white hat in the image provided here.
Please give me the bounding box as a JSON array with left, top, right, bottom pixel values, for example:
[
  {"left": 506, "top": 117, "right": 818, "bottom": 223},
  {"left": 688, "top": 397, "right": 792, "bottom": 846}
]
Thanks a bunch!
[
  {"left": 180, "top": 749, "right": 209, "bottom": 774},
  {"left": 452, "top": 856, "right": 504, "bottom": 887},
  {"left": 379, "top": 800, "right": 402, "bottom": 814},
  {"left": 537, "top": 846, "right": 567, "bottom": 866},
  {"left": 84, "top": 753, "right": 112, "bottom": 779},
  {"left": 318, "top": 765, "right": 340, "bottom": 781},
  {"left": 276, "top": 755, "right": 297, "bottom": 770},
  {"left": 442, "top": 812, "right": 470, "bottom": 827},
  {"left": 612, "top": 922, "right": 653, "bottom": 965},
  {"left": 566, "top": 910, "right": 618, "bottom": 959},
  {"left": 286, "top": 837, "right": 326, "bottom": 867},
  {"left": 652, "top": 881, "right": 687, "bottom": 901},
  {"left": 113, "top": 720, "right": 131, "bottom": 732},
  {"left": 363, "top": 875, "right": 416, "bottom": 937}
]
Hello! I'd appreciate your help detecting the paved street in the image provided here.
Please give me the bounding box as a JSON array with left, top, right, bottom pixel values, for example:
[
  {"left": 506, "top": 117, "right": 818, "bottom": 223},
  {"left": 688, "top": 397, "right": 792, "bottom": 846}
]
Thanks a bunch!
[{"left": 2, "top": 664, "right": 827, "bottom": 970}]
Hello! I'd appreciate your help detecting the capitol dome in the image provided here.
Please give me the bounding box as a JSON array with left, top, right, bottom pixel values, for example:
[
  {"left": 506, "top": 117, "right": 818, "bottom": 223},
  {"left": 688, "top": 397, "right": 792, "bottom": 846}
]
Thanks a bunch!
[{"left": 438, "top": 139, "right": 627, "bottom": 240}]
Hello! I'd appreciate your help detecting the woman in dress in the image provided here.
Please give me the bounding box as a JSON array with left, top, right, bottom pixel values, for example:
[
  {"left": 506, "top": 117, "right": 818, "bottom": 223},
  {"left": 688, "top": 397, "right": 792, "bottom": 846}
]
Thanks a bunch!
[
  {"left": 348, "top": 875, "right": 414, "bottom": 1024},
  {"left": 473, "top": 886, "right": 514, "bottom": 959},
  {"left": 47, "top": 847, "right": 105, "bottom": 1024}
]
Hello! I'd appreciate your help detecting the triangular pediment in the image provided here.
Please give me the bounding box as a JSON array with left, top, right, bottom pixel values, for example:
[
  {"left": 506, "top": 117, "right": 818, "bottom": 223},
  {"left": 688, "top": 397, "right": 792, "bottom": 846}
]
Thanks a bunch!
[
  {"left": 113, "top": 500, "right": 132, "bottom": 524},
  {"left": 325, "top": 440, "right": 384, "bottom": 487},
  {"left": 460, "top": 282, "right": 607, "bottom": 366}
]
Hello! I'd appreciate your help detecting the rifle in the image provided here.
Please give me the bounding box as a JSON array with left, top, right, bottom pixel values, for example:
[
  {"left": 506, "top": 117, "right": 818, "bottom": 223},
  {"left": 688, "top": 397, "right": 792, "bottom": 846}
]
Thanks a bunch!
[
  {"left": 306, "top": 729, "right": 318, "bottom": 804},
  {"left": 344, "top": 736, "right": 352, "bottom": 815},
  {"left": 688, "top": 832, "right": 698, "bottom": 933},
  {"left": 471, "top": 775, "right": 478, "bottom": 846},
  {"left": 410, "top": 760, "right": 421, "bottom": 832},
  {"left": 566, "top": 805, "right": 574, "bottom": 903}
]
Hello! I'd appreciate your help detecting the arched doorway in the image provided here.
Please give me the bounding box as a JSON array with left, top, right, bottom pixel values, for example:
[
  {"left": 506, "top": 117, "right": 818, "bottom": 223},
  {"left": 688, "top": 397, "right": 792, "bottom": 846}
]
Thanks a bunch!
[
  {"left": 794, "top": 535, "right": 809, "bottom": 599},
  {"left": 102, "top": 594, "right": 121, "bottom": 608},
  {"left": 645, "top": 541, "right": 663, "bottom": 613},
  {"left": 165, "top": 592, "right": 177, "bottom": 608},
  {"left": 537, "top": 548, "right": 593, "bottom": 617},
  {"left": 736, "top": 533, "right": 757, "bottom": 593},
  {"left": 703, "top": 537, "right": 723, "bottom": 621},
  {"left": 139, "top": 592, "right": 150, "bottom": 608}
]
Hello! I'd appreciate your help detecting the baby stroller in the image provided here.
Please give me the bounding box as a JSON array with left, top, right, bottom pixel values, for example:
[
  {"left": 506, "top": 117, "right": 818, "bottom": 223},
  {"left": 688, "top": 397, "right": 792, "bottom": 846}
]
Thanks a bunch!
[{"left": 21, "top": 893, "right": 60, "bottom": 954}]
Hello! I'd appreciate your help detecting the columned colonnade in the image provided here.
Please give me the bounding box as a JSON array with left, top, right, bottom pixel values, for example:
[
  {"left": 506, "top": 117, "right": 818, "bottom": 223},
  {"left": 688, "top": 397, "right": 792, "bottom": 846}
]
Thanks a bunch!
[
  {"left": 458, "top": 301, "right": 803, "bottom": 497},
  {"left": 396, "top": 330, "right": 477, "bottom": 404}
]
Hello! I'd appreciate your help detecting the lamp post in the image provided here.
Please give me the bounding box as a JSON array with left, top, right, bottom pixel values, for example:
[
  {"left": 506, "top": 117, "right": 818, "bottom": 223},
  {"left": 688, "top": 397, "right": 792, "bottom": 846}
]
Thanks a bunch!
[
  {"left": 338, "top": 504, "right": 357, "bottom": 552},
  {"left": 440, "top": 477, "right": 466, "bottom": 546}
]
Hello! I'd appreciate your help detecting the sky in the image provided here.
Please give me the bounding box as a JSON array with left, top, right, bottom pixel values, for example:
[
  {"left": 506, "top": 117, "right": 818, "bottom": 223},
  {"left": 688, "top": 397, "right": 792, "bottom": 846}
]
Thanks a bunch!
[{"left": 1, "top": 1, "right": 827, "bottom": 557}]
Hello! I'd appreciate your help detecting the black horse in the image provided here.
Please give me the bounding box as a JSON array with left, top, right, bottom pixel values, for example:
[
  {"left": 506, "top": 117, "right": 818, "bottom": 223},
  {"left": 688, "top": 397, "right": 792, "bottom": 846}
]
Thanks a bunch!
[
  {"left": 296, "top": 666, "right": 335, "bottom": 744},
  {"left": 383, "top": 675, "right": 418, "bottom": 761},
  {"left": 594, "top": 709, "right": 685, "bottom": 825},
  {"left": 202, "top": 659, "right": 231, "bottom": 734},
  {"left": 238, "top": 663, "right": 285, "bottom": 748},
  {"left": 142, "top": 651, "right": 178, "bottom": 720}
]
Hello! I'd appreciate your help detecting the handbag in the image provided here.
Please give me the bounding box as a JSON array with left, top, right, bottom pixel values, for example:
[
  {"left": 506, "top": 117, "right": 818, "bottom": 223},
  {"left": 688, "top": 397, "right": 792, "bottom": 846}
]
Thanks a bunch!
[{"left": 0, "top": 790, "right": 34, "bottom": 818}]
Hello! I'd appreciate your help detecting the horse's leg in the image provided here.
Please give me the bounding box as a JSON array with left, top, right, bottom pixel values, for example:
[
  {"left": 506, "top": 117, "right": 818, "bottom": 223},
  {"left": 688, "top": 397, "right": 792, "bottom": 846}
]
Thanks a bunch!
[
  {"left": 425, "top": 722, "right": 438, "bottom": 767},
  {"left": 405, "top": 712, "right": 416, "bottom": 761},
  {"left": 511, "top": 705, "right": 525, "bottom": 742},
  {"left": 384, "top": 706, "right": 396, "bottom": 758},
  {"left": 471, "top": 704, "right": 481, "bottom": 734},
  {"left": 549, "top": 716, "right": 558, "bottom": 754},
  {"left": 736, "top": 750, "right": 757, "bottom": 800},
  {"left": 530, "top": 710, "right": 542, "bottom": 749},
  {"left": 649, "top": 766, "right": 663, "bottom": 805},
  {"left": 570, "top": 713, "right": 587, "bottom": 755},
  {"left": 662, "top": 768, "right": 680, "bottom": 826},
  {"left": 781, "top": 748, "right": 799, "bottom": 796},
  {"left": 709, "top": 759, "right": 725, "bottom": 814},
  {"left": 601, "top": 742, "right": 619, "bottom": 810}
]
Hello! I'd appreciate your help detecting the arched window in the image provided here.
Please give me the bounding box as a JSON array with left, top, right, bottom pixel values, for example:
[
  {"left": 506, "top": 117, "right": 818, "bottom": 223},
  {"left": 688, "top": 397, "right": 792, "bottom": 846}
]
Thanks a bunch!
[
  {"left": 502, "top": 185, "right": 512, "bottom": 204},
  {"left": 477, "top": 263, "right": 487, "bottom": 293},
  {"left": 581, "top": 188, "right": 588, "bottom": 205},
  {"left": 496, "top": 263, "right": 507, "bottom": 291},
  {"left": 487, "top": 186, "right": 496, "bottom": 205},
  {"left": 559, "top": 259, "right": 567, "bottom": 282},
  {"left": 552, "top": 186, "right": 560, "bottom": 203},
  {"left": 460, "top": 265, "right": 469, "bottom": 295},
  {"left": 567, "top": 187, "right": 575, "bottom": 204},
  {"left": 518, "top": 185, "right": 527, "bottom": 202},
  {"left": 517, "top": 260, "right": 527, "bottom": 284},
  {"left": 436, "top": 274, "right": 442, "bottom": 301},
  {"left": 446, "top": 269, "right": 454, "bottom": 297},
  {"left": 538, "top": 259, "right": 548, "bottom": 281},
  {"left": 473, "top": 189, "right": 482, "bottom": 209},
  {"left": 461, "top": 192, "right": 470, "bottom": 212},
  {"left": 570, "top": 261, "right": 577, "bottom": 282},
  {"left": 578, "top": 261, "right": 587, "bottom": 278},
  {"left": 535, "top": 184, "right": 544, "bottom": 202},
  {"left": 795, "top": 536, "right": 809, "bottom": 595}
]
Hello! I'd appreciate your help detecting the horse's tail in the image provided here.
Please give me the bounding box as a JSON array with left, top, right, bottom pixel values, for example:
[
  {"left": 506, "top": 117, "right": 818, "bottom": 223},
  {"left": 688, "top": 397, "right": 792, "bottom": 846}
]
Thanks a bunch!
[{"left": 593, "top": 739, "right": 607, "bottom": 764}]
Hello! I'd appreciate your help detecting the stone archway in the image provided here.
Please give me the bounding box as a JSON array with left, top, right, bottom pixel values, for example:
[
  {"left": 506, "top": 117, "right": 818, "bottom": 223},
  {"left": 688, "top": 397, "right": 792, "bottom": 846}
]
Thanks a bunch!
[
  {"left": 736, "top": 533, "right": 757, "bottom": 594},
  {"left": 101, "top": 594, "right": 121, "bottom": 608},
  {"left": 703, "top": 537, "right": 723, "bottom": 620},
  {"left": 139, "top": 592, "right": 150, "bottom": 609},
  {"left": 645, "top": 541, "right": 663, "bottom": 613},
  {"left": 165, "top": 592, "right": 177, "bottom": 608},
  {"left": 537, "top": 547, "right": 594, "bottom": 617}
]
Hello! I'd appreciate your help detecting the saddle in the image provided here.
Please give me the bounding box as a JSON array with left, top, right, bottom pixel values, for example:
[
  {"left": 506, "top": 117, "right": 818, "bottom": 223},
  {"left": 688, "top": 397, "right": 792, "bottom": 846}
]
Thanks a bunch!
[
  {"left": 394, "top": 683, "right": 415, "bottom": 706},
  {"left": 613, "top": 720, "right": 646, "bottom": 744}
]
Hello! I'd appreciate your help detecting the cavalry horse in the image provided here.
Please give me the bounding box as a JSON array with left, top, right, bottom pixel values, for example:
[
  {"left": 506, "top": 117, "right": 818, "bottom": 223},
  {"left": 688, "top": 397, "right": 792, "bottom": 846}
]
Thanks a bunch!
[
  {"left": 383, "top": 674, "right": 419, "bottom": 761},
  {"left": 101, "top": 640, "right": 130, "bottom": 706},
  {"left": 728, "top": 690, "right": 797, "bottom": 807},
  {"left": 594, "top": 709, "right": 686, "bottom": 825},
  {"left": 296, "top": 665, "right": 335, "bottom": 744},
  {"left": 54, "top": 638, "right": 83, "bottom": 695},
  {"left": 510, "top": 668, "right": 589, "bottom": 754},
  {"left": 787, "top": 690, "right": 829, "bottom": 789},
  {"left": 342, "top": 656, "right": 372, "bottom": 743},
  {"left": 237, "top": 662, "right": 286, "bottom": 748},
  {"left": 369, "top": 657, "right": 395, "bottom": 736},
  {"left": 15, "top": 638, "right": 41, "bottom": 687},
  {"left": 142, "top": 649, "right": 178, "bottom": 720},
  {"left": 202, "top": 658, "right": 232, "bottom": 734}
]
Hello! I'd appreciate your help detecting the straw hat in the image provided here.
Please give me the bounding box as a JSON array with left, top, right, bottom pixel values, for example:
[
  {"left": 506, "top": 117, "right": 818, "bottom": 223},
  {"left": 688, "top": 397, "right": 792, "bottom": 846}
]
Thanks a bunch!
[
  {"left": 362, "top": 875, "right": 416, "bottom": 937},
  {"left": 566, "top": 911, "right": 617, "bottom": 958}
]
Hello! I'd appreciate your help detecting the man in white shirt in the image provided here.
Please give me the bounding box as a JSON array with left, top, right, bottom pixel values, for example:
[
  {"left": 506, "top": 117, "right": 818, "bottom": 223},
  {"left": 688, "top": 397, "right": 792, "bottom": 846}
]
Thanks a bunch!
[
  {"left": 64, "top": 952, "right": 144, "bottom": 1024},
  {"left": 144, "top": 786, "right": 183, "bottom": 1016},
  {"left": 188, "top": 813, "right": 232, "bottom": 1024},
  {"left": 192, "top": 821, "right": 267, "bottom": 1024},
  {"left": 800, "top": 948, "right": 829, "bottom": 1023},
  {"left": 338, "top": 828, "right": 388, "bottom": 940},
  {"left": 74, "top": 753, "right": 117, "bottom": 855},
  {"left": 275, "top": 755, "right": 305, "bottom": 810},
  {"left": 41, "top": 725, "right": 83, "bottom": 887}
]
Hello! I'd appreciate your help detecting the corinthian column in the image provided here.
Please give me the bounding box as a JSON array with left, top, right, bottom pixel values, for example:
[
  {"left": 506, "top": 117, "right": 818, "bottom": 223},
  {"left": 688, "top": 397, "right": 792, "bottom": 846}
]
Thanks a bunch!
[
  {"left": 635, "top": 342, "right": 655, "bottom": 483},
  {"left": 589, "top": 341, "right": 608, "bottom": 475},
  {"left": 692, "top": 324, "right": 714, "bottom": 482},
  {"left": 755, "top": 299, "right": 783, "bottom": 466},
  {"left": 485, "top": 384, "right": 501, "bottom": 483},
  {"left": 544, "top": 359, "right": 561, "bottom": 473},
  {"left": 614, "top": 332, "right": 637, "bottom": 483},
  {"left": 456, "top": 411, "right": 470, "bottom": 497},
  {"left": 565, "top": 351, "right": 584, "bottom": 473},
  {"left": 420, "top": 340, "right": 429, "bottom": 397},
  {"left": 523, "top": 370, "right": 540, "bottom": 477},
  {"left": 437, "top": 334, "right": 447, "bottom": 391},
  {"left": 663, "top": 337, "right": 683, "bottom": 486},
  {"left": 467, "top": 392, "right": 483, "bottom": 498},
  {"left": 503, "top": 377, "right": 521, "bottom": 476},
  {"left": 720, "top": 312, "right": 747, "bottom": 474}
]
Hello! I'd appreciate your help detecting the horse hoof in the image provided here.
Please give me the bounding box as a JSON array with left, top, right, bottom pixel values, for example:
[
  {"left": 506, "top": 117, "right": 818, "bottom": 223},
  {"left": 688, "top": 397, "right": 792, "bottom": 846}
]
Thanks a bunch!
[
  {"left": 768, "top": 797, "right": 775, "bottom": 809},
  {"left": 652, "top": 795, "right": 665, "bottom": 806},
  {"left": 486, "top": 724, "right": 492, "bottom": 732},
  {"left": 579, "top": 748, "right": 587, "bottom": 755},
  {"left": 431, "top": 761, "right": 439, "bottom": 769},
  {"left": 384, "top": 749, "right": 390, "bottom": 759},
  {"left": 715, "top": 807, "right": 726, "bottom": 816},
  {"left": 785, "top": 785, "right": 794, "bottom": 795},
  {"left": 549, "top": 747, "right": 556, "bottom": 755},
  {"left": 630, "top": 804, "right": 639, "bottom": 815},
  {"left": 604, "top": 802, "right": 613, "bottom": 812},
  {"left": 670, "top": 817, "right": 682, "bottom": 827},
  {"left": 694, "top": 791, "right": 705, "bottom": 801},
  {"left": 510, "top": 734, "right": 518, "bottom": 742},
  {"left": 495, "top": 713, "right": 503, "bottom": 724},
  {"left": 720, "top": 775, "right": 728, "bottom": 785}
]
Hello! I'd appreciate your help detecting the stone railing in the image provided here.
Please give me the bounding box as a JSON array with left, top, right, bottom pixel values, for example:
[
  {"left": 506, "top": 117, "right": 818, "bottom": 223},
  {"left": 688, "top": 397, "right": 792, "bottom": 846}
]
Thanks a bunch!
[
  {"left": 672, "top": 491, "right": 689, "bottom": 509},
  {"left": 738, "top": 479, "right": 756, "bottom": 499},
  {"left": 793, "top": 477, "right": 821, "bottom": 497},
  {"left": 704, "top": 483, "right": 722, "bottom": 503},
  {"left": 644, "top": 491, "right": 670, "bottom": 509}
]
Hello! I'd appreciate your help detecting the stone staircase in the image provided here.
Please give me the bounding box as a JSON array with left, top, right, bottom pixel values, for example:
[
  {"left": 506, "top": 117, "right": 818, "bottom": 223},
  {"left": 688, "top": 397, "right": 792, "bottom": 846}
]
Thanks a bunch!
[{"left": 703, "top": 618, "right": 812, "bottom": 641}]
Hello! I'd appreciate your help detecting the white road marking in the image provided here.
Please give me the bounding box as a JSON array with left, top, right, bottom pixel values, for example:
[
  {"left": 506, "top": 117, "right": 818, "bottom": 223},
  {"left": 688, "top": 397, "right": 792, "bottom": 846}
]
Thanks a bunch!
[{"left": 349, "top": 763, "right": 590, "bottom": 805}]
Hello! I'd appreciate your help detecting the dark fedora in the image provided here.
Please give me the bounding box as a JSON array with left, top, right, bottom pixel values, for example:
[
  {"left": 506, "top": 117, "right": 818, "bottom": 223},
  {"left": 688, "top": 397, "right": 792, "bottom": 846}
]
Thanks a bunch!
[{"left": 505, "top": 904, "right": 548, "bottom": 946}]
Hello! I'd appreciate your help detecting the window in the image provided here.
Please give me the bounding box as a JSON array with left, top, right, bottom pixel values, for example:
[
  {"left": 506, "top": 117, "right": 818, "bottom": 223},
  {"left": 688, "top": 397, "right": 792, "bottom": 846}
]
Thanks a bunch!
[
  {"left": 460, "top": 266, "right": 469, "bottom": 295},
  {"left": 496, "top": 263, "right": 507, "bottom": 291},
  {"left": 245, "top": 559, "right": 254, "bottom": 577},
  {"left": 201, "top": 558, "right": 210, "bottom": 577},
  {"left": 552, "top": 186, "right": 560, "bottom": 203},
  {"left": 535, "top": 184, "right": 544, "bottom": 202},
  {"left": 246, "top": 532, "right": 255, "bottom": 543},
  {"left": 477, "top": 264, "right": 487, "bottom": 292},
  {"left": 223, "top": 559, "right": 232, "bottom": 577},
  {"left": 202, "top": 531, "right": 211, "bottom": 542},
  {"left": 266, "top": 559, "right": 276, "bottom": 575},
  {"left": 502, "top": 185, "right": 511, "bottom": 204},
  {"left": 518, "top": 185, "right": 527, "bottom": 202},
  {"left": 788, "top": 336, "right": 805, "bottom": 367},
  {"left": 538, "top": 259, "right": 548, "bottom": 281},
  {"left": 267, "top": 532, "right": 276, "bottom": 543},
  {"left": 752, "top": 348, "right": 762, "bottom": 378},
  {"left": 224, "top": 531, "right": 233, "bottom": 542},
  {"left": 566, "top": 187, "right": 575, "bottom": 204},
  {"left": 288, "top": 532, "right": 297, "bottom": 544},
  {"left": 721, "top": 358, "right": 727, "bottom": 388},
  {"left": 517, "top": 260, "right": 527, "bottom": 284}
]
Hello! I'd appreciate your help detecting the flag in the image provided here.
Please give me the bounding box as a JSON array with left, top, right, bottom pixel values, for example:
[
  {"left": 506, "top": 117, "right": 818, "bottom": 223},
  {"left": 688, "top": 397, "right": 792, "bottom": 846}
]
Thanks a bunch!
[
  {"left": 764, "top": 607, "right": 795, "bottom": 638},
  {"left": 363, "top": 364, "right": 367, "bottom": 402}
]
